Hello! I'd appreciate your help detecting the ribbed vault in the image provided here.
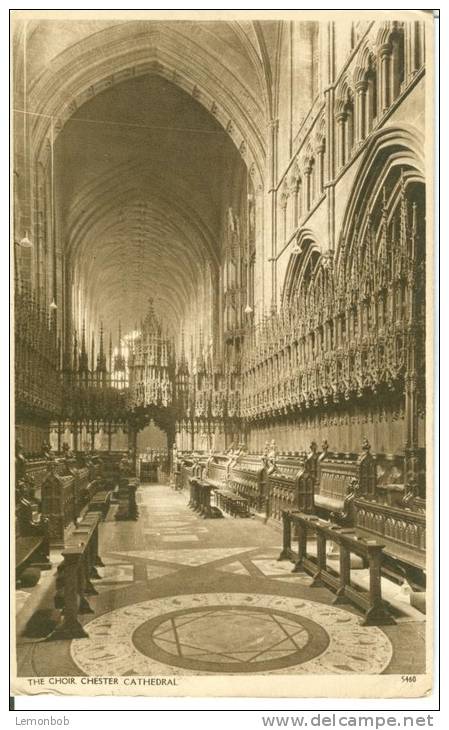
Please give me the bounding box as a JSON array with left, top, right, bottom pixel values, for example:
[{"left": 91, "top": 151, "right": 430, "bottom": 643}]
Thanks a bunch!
[
  {"left": 29, "top": 20, "right": 269, "bottom": 180},
  {"left": 55, "top": 74, "right": 247, "bottom": 338}
]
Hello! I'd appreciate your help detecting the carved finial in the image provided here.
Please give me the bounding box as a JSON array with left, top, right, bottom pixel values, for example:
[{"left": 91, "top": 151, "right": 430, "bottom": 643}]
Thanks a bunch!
[
  {"left": 362, "top": 438, "right": 371, "bottom": 452},
  {"left": 412, "top": 201, "right": 417, "bottom": 236},
  {"left": 91, "top": 330, "right": 95, "bottom": 371},
  {"left": 321, "top": 439, "right": 329, "bottom": 452}
]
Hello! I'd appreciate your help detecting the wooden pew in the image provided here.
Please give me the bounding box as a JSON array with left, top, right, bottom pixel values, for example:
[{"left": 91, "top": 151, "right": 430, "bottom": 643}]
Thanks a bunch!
[
  {"left": 190, "top": 479, "right": 222, "bottom": 518},
  {"left": 266, "top": 450, "right": 315, "bottom": 523},
  {"left": 314, "top": 440, "right": 426, "bottom": 586},
  {"left": 114, "top": 478, "right": 139, "bottom": 521},
  {"left": 214, "top": 488, "right": 250, "bottom": 517},
  {"left": 96, "top": 451, "right": 128, "bottom": 487},
  {"left": 23, "top": 459, "right": 50, "bottom": 502},
  {"left": 279, "top": 510, "right": 396, "bottom": 626},
  {"left": 228, "top": 453, "right": 266, "bottom": 512},
  {"left": 87, "top": 489, "right": 112, "bottom": 519},
  {"left": 16, "top": 495, "right": 51, "bottom": 587},
  {"left": 202, "top": 452, "right": 251, "bottom": 518},
  {"left": 313, "top": 441, "right": 376, "bottom": 522},
  {"left": 353, "top": 497, "right": 426, "bottom": 586},
  {"left": 203, "top": 453, "right": 231, "bottom": 490},
  {"left": 179, "top": 453, "right": 206, "bottom": 492},
  {"left": 351, "top": 448, "right": 426, "bottom": 587},
  {"left": 187, "top": 457, "right": 223, "bottom": 518},
  {"left": 49, "top": 512, "right": 104, "bottom": 640},
  {"left": 40, "top": 464, "right": 78, "bottom": 546}
]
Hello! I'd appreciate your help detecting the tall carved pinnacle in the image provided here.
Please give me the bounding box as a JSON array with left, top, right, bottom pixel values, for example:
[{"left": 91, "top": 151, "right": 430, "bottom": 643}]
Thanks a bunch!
[
  {"left": 81, "top": 320, "right": 86, "bottom": 351},
  {"left": 91, "top": 331, "right": 95, "bottom": 372},
  {"left": 99, "top": 322, "right": 104, "bottom": 355},
  {"left": 178, "top": 327, "right": 189, "bottom": 376},
  {"left": 399, "top": 171, "right": 409, "bottom": 252},
  {"left": 118, "top": 321, "right": 122, "bottom": 354},
  {"left": 197, "top": 328, "right": 206, "bottom": 373},
  {"left": 72, "top": 329, "right": 78, "bottom": 371},
  {"left": 108, "top": 331, "right": 113, "bottom": 373},
  {"left": 79, "top": 320, "right": 89, "bottom": 372},
  {"left": 412, "top": 202, "right": 417, "bottom": 236},
  {"left": 180, "top": 327, "right": 187, "bottom": 362},
  {"left": 97, "top": 321, "right": 106, "bottom": 372}
]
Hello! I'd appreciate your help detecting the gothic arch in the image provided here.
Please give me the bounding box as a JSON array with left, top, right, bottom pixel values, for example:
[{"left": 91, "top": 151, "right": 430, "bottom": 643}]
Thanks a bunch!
[
  {"left": 336, "top": 123, "right": 425, "bottom": 270},
  {"left": 27, "top": 20, "right": 268, "bottom": 185},
  {"left": 281, "top": 229, "right": 322, "bottom": 305}
]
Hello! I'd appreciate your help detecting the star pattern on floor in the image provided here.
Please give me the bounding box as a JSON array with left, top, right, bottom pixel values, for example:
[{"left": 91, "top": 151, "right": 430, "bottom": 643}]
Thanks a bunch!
[
  {"left": 20, "top": 484, "right": 425, "bottom": 681},
  {"left": 70, "top": 592, "right": 393, "bottom": 676},
  {"left": 110, "top": 547, "right": 258, "bottom": 567},
  {"left": 152, "top": 609, "right": 309, "bottom": 663}
]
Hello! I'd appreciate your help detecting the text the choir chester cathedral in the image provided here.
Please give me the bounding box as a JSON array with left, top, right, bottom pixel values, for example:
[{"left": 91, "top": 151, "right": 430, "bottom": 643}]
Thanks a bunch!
[{"left": 12, "top": 15, "right": 431, "bottom": 692}]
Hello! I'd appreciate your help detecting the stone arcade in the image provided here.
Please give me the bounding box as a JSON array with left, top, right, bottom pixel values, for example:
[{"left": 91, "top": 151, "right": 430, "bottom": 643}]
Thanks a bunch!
[{"left": 13, "top": 14, "right": 429, "bottom": 685}]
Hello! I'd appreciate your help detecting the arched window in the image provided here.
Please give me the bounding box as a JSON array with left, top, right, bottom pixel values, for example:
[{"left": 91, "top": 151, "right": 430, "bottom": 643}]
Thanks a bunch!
[
  {"left": 390, "top": 26, "right": 405, "bottom": 99},
  {"left": 336, "top": 83, "right": 355, "bottom": 168},
  {"left": 413, "top": 21, "right": 424, "bottom": 71},
  {"left": 365, "top": 58, "right": 378, "bottom": 132},
  {"left": 285, "top": 237, "right": 320, "bottom": 308},
  {"left": 343, "top": 90, "right": 355, "bottom": 162}
]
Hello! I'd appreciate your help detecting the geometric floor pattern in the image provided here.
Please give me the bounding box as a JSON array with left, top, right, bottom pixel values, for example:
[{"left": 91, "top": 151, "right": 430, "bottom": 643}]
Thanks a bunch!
[
  {"left": 110, "top": 547, "right": 258, "bottom": 567},
  {"left": 17, "top": 484, "right": 425, "bottom": 678},
  {"left": 150, "top": 609, "right": 310, "bottom": 664},
  {"left": 70, "top": 592, "right": 393, "bottom": 676}
]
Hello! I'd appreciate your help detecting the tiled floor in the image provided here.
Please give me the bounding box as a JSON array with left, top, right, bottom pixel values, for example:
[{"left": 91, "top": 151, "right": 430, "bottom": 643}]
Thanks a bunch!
[{"left": 16, "top": 484, "right": 426, "bottom": 677}]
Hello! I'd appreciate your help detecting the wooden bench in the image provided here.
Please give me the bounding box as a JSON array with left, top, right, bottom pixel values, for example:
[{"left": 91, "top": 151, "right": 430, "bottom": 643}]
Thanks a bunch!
[
  {"left": 202, "top": 454, "right": 231, "bottom": 490},
  {"left": 87, "top": 489, "right": 112, "bottom": 519},
  {"left": 314, "top": 442, "right": 376, "bottom": 522},
  {"left": 41, "top": 465, "right": 78, "bottom": 546},
  {"left": 266, "top": 451, "right": 311, "bottom": 523},
  {"left": 49, "top": 512, "right": 104, "bottom": 640},
  {"left": 353, "top": 497, "right": 426, "bottom": 587},
  {"left": 24, "top": 459, "right": 50, "bottom": 502},
  {"left": 228, "top": 454, "right": 266, "bottom": 512},
  {"left": 214, "top": 489, "right": 250, "bottom": 517},
  {"left": 115, "top": 478, "right": 139, "bottom": 521},
  {"left": 279, "top": 510, "right": 396, "bottom": 626},
  {"left": 179, "top": 454, "right": 205, "bottom": 492},
  {"left": 189, "top": 477, "right": 223, "bottom": 518},
  {"left": 16, "top": 535, "right": 50, "bottom": 586}
]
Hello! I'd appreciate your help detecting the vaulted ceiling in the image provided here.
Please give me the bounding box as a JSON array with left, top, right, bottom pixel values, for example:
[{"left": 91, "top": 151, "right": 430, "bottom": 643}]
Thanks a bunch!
[
  {"left": 56, "top": 73, "right": 245, "bottom": 335},
  {"left": 15, "top": 17, "right": 280, "bottom": 338}
]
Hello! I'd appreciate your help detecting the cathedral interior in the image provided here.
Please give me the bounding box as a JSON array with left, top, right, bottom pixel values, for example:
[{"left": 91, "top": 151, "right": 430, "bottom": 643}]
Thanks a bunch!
[{"left": 13, "top": 16, "right": 429, "bottom": 686}]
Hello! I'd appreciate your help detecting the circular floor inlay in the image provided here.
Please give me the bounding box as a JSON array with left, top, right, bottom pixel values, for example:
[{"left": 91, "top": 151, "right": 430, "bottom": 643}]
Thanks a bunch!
[
  {"left": 133, "top": 605, "right": 327, "bottom": 673},
  {"left": 71, "top": 593, "right": 393, "bottom": 676}
]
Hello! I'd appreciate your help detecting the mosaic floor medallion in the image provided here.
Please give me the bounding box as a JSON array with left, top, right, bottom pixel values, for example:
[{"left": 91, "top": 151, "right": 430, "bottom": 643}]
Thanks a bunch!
[{"left": 71, "top": 593, "right": 393, "bottom": 676}]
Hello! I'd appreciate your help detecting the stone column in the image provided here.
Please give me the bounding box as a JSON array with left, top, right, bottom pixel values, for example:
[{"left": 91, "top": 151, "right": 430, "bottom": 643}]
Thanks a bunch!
[
  {"left": 355, "top": 80, "right": 368, "bottom": 143},
  {"left": 268, "top": 119, "right": 279, "bottom": 313},
  {"left": 304, "top": 164, "right": 312, "bottom": 212},
  {"left": 335, "top": 112, "right": 346, "bottom": 169},
  {"left": 317, "top": 141, "right": 325, "bottom": 195},
  {"left": 379, "top": 43, "right": 392, "bottom": 113}
]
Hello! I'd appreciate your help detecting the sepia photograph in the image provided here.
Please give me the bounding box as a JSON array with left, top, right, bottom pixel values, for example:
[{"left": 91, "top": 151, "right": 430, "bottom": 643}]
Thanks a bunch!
[{"left": 10, "top": 9, "right": 435, "bottom": 700}]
